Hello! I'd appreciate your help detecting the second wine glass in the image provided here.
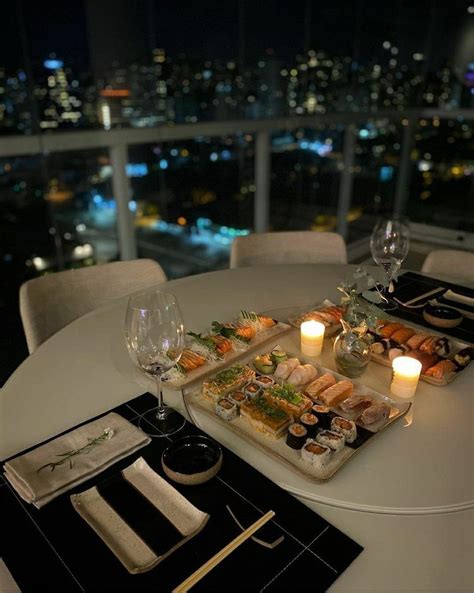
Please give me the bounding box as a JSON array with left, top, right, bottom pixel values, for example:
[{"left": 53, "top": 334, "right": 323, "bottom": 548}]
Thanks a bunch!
[
  {"left": 370, "top": 218, "right": 410, "bottom": 311},
  {"left": 125, "top": 289, "right": 185, "bottom": 437}
]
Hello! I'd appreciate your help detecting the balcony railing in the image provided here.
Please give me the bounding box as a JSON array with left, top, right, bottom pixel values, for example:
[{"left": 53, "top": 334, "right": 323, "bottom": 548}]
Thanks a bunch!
[{"left": 2, "top": 108, "right": 474, "bottom": 264}]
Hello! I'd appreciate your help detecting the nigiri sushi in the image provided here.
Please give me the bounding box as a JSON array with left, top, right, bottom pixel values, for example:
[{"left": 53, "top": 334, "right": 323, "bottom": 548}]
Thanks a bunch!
[
  {"left": 360, "top": 402, "right": 390, "bottom": 425},
  {"left": 274, "top": 357, "right": 300, "bottom": 380},
  {"left": 425, "top": 359, "right": 457, "bottom": 379},
  {"left": 318, "top": 380, "right": 353, "bottom": 407},
  {"left": 304, "top": 373, "right": 336, "bottom": 401}
]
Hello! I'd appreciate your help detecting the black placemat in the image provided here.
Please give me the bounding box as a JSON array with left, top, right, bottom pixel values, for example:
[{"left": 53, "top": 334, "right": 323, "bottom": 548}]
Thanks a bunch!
[
  {"left": 386, "top": 272, "right": 474, "bottom": 344},
  {"left": 2, "top": 393, "right": 363, "bottom": 592}
]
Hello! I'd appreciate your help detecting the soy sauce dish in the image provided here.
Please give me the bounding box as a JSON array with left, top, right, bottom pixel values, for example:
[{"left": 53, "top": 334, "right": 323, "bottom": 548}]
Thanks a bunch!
[
  {"left": 423, "top": 303, "right": 463, "bottom": 328},
  {"left": 162, "top": 435, "right": 223, "bottom": 485}
]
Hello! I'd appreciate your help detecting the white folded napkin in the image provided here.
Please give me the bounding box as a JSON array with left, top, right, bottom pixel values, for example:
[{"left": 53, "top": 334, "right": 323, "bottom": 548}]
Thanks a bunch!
[{"left": 3, "top": 412, "right": 151, "bottom": 508}]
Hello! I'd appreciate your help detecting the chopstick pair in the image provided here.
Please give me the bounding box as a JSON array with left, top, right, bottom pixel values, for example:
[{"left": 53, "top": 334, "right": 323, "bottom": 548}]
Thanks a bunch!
[{"left": 172, "top": 510, "right": 275, "bottom": 593}]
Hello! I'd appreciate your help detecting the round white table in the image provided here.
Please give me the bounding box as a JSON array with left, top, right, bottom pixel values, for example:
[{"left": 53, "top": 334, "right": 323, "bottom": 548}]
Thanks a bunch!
[{"left": 2, "top": 264, "right": 473, "bottom": 592}]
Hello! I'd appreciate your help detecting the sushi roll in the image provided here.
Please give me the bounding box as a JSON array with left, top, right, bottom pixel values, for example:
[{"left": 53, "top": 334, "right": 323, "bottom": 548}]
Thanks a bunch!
[
  {"left": 360, "top": 402, "right": 390, "bottom": 425},
  {"left": 390, "top": 328, "right": 416, "bottom": 344},
  {"left": 305, "top": 373, "right": 337, "bottom": 401},
  {"left": 286, "top": 423, "right": 308, "bottom": 449},
  {"left": 318, "top": 380, "right": 353, "bottom": 407},
  {"left": 299, "top": 412, "right": 319, "bottom": 437},
  {"left": 331, "top": 417, "right": 357, "bottom": 443},
  {"left": 301, "top": 439, "right": 331, "bottom": 468},
  {"left": 433, "top": 337, "right": 451, "bottom": 357},
  {"left": 339, "top": 394, "right": 372, "bottom": 415},
  {"left": 316, "top": 430, "right": 345, "bottom": 452},
  {"left": 254, "top": 375, "right": 275, "bottom": 389},
  {"left": 215, "top": 398, "right": 238, "bottom": 421},
  {"left": 227, "top": 390, "right": 248, "bottom": 409},
  {"left": 254, "top": 354, "right": 276, "bottom": 375},
  {"left": 453, "top": 347, "right": 473, "bottom": 369},
  {"left": 271, "top": 347, "right": 288, "bottom": 365},
  {"left": 425, "top": 359, "right": 457, "bottom": 379},
  {"left": 274, "top": 357, "right": 300, "bottom": 380},
  {"left": 244, "top": 382, "right": 262, "bottom": 399},
  {"left": 311, "top": 403, "right": 332, "bottom": 428}
]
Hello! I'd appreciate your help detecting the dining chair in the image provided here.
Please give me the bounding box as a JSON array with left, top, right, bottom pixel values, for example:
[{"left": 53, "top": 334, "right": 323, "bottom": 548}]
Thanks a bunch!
[
  {"left": 230, "top": 231, "right": 347, "bottom": 268},
  {"left": 20, "top": 259, "right": 167, "bottom": 353},
  {"left": 421, "top": 249, "right": 474, "bottom": 283}
]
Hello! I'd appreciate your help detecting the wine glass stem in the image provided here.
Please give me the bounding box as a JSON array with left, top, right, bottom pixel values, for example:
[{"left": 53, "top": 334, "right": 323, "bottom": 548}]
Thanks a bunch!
[
  {"left": 155, "top": 374, "right": 167, "bottom": 420},
  {"left": 380, "top": 262, "right": 392, "bottom": 296}
]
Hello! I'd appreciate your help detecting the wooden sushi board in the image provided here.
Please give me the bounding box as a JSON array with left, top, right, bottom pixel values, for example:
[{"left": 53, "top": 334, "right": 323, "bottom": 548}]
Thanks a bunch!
[
  {"left": 369, "top": 325, "right": 471, "bottom": 387},
  {"left": 185, "top": 351, "right": 410, "bottom": 482},
  {"left": 163, "top": 321, "right": 293, "bottom": 390}
]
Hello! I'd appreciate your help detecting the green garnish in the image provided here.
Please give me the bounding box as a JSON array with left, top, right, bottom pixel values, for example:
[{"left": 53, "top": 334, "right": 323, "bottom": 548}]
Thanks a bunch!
[
  {"left": 240, "top": 310, "right": 259, "bottom": 322},
  {"left": 266, "top": 384, "right": 304, "bottom": 405},
  {"left": 211, "top": 364, "right": 247, "bottom": 387},
  {"left": 188, "top": 332, "right": 218, "bottom": 354},
  {"left": 253, "top": 395, "right": 288, "bottom": 420}
]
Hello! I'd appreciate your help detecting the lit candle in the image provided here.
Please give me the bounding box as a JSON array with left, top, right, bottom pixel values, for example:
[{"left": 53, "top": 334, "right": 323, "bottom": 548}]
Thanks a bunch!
[
  {"left": 391, "top": 356, "right": 422, "bottom": 399},
  {"left": 300, "top": 320, "right": 325, "bottom": 357}
]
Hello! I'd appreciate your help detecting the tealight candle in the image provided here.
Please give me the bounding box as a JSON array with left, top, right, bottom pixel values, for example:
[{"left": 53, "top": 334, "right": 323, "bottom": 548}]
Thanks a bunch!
[
  {"left": 300, "top": 320, "right": 325, "bottom": 357},
  {"left": 391, "top": 356, "right": 422, "bottom": 399}
]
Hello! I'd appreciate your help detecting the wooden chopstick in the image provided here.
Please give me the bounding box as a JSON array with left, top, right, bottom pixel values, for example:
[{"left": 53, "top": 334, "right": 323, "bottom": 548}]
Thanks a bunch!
[{"left": 172, "top": 510, "right": 275, "bottom": 593}]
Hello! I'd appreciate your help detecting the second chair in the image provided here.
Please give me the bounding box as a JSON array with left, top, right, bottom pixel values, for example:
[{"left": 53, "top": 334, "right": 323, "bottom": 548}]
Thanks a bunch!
[{"left": 230, "top": 231, "right": 347, "bottom": 268}]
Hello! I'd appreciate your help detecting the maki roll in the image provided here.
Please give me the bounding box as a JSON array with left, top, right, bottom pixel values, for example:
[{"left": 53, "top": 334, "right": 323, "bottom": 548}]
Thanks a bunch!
[
  {"left": 286, "top": 423, "right": 308, "bottom": 449},
  {"left": 244, "top": 382, "right": 262, "bottom": 399},
  {"left": 227, "top": 390, "right": 248, "bottom": 409},
  {"left": 254, "top": 375, "right": 275, "bottom": 389},
  {"left": 254, "top": 354, "right": 276, "bottom": 375},
  {"left": 301, "top": 439, "right": 331, "bottom": 468},
  {"left": 331, "top": 417, "right": 357, "bottom": 444},
  {"left": 215, "top": 398, "right": 238, "bottom": 421},
  {"left": 433, "top": 337, "right": 451, "bottom": 357},
  {"left": 311, "top": 404, "right": 332, "bottom": 429},
  {"left": 271, "top": 347, "right": 288, "bottom": 365},
  {"left": 316, "top": 430, "right": 345, "bottom": 452},
  {"left": 299, "top": 412, "right": 319, "bottom": 438},
  {"left": 454, "top": 347, "right": 473, "bottom": 369}
]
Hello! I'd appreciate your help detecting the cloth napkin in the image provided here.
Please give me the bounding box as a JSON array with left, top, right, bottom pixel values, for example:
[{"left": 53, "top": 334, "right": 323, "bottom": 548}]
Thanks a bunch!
[{"left": 3, "top": 413, "right": 151, "bottom": 508}]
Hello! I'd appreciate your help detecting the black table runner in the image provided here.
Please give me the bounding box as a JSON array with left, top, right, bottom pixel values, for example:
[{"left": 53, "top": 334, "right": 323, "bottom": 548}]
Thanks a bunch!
[
  {"left": 387, "top": 272, "right": 474, "bottom": 344},
  {"left": 1, "top": 393, "right": 362, "bottom": 592}
]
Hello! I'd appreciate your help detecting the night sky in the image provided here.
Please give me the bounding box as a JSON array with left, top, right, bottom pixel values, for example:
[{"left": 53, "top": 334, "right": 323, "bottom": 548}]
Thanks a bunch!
[{"left": 0, "top": 0, "right": 470, "bottom": 72}]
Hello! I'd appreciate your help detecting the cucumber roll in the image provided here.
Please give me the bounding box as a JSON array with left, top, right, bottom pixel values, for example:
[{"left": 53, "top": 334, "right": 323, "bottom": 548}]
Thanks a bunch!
[
  {"left": 271, "top": 348, "right": 288, "bottom": 365},
  {"left": 254, "top": 354, "right": 276, "bottom": 375}
]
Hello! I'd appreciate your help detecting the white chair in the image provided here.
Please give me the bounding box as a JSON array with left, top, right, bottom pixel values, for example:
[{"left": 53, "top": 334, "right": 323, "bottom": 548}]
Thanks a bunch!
[
  {"left": 421, "top": 249, "right": 474, "bottom": 284},
  {"left": 20, "top": 259, "right": 167, "bottom": 353},
  {"left": 230, "top": 231, "right": 347, "bottom": 268}
]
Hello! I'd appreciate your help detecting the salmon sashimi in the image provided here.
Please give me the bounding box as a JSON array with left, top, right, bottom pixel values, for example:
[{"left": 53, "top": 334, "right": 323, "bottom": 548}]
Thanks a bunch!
[
  {"left": 425, "top": 360, "right": 457, "bottom": 379},
  {"left": 258, "top": 315, "right": 277, "bottom": 328},
  {"left": 179, "top": 349, "right": 207, "bottom": 372},
  {"left": 209, "top": 335, "right": 233, "bottom": 354}
]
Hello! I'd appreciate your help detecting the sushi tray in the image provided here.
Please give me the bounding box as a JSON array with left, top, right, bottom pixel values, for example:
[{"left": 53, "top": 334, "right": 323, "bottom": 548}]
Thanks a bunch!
[
  {"left": 285, "top": 299, "right": 344, "bottom": 337},
  {"left": 186, "top": 346, "right": 410, "bottom": 482},
  {"left": 162, "top": 310, "right": 293, "bottom": 390},
  {"left": 369, "top": 319, "right": 473, "bottom": 386}
]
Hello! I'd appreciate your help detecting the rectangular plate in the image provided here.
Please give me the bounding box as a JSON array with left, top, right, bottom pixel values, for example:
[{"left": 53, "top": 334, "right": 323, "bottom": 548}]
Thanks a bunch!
[
  {"left": 163, "top": 320, "right": 292, "bottom": 390},
  {"left": 370, "top": 322, "right": 471, "bottom": 386},
  {"left": 71, "top": 457, "right": 209, "bottom": 574},
  {"left": 186, "top": 349, "right": 410, "bottom": 482}
]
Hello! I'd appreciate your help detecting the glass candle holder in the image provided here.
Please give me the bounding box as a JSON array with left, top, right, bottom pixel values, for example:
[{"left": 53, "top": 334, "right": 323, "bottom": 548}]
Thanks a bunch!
[
  {"left": 391, "top": 356, "right": 422, "bottom": 399},
  {"left": 300, "top": 320, "right": 325, "bottom": 357}
]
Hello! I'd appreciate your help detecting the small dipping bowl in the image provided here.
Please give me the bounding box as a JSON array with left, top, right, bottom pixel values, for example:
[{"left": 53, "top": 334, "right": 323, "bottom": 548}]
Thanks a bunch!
[
  {"left": 162, "top": 435, "right": 223, "bottom": 485},
  {"left": 423, "top": 303, "right": 463, "bottom": 328}
]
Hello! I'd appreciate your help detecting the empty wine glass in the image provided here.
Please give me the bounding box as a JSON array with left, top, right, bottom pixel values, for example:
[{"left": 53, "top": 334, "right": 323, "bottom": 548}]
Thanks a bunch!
[
  {"left": 370, "top": 218, "right": 410, "bottom": 311},
  {"left": 125, "top": 289, "right": 185, "bottom": 437}
]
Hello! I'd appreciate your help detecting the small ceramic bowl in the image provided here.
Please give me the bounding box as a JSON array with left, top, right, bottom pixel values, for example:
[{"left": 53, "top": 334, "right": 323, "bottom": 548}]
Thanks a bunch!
[
  {"left": 162, "top": 435, "right": 223, "bottom": 485},
  {"left": 423, "top": 304, "right": 463, "bottom": 328}
]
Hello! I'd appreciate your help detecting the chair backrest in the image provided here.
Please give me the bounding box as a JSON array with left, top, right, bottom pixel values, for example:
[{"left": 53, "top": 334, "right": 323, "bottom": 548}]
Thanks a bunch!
[
  {"left": 230, "top": 231, "right": 347, "bottom": 268},
  {"left": 20, "top": 259, "right": 167, "bottom": 353},
  {"left": 421, "top": 249, "right": 474, "bottom": 284}
]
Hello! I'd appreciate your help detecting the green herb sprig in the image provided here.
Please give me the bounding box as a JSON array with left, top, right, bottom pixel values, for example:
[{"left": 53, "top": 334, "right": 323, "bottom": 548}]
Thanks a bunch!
[{"left": 36, "top": 428, "right": 115, "bottom": 473}]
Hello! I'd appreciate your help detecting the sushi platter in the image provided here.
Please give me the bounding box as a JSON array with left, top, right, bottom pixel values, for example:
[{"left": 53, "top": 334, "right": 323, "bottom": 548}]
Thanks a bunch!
[
  {"left": 186, "top": 346, "right": 410, "bottom": 482},
  {"left": 369, "top": 319, "right": 473, "bottom": 386},
  {"left": 285, "top": 299, "right": 344, "bottom": 337},
  {"left": 161, "top": 310, "right": 292, "bottom": 389}
]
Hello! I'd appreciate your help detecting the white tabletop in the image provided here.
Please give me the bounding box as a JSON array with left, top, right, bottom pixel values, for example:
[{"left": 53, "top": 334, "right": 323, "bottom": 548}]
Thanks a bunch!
[{"left": 1, "top": 264, "right": 473, "bottom": 592}]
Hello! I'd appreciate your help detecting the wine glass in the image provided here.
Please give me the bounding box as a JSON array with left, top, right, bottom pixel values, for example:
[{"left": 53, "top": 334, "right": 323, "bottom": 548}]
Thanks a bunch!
[
  {"left": 125, "top": 289, "right": 185, "bottom": 437},
  {"left": 370, "top": 218, "right": 410, "bottom": 311}
]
